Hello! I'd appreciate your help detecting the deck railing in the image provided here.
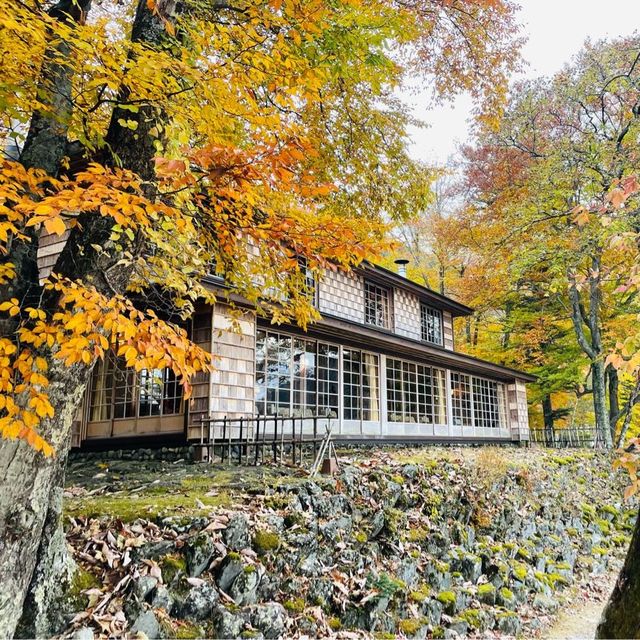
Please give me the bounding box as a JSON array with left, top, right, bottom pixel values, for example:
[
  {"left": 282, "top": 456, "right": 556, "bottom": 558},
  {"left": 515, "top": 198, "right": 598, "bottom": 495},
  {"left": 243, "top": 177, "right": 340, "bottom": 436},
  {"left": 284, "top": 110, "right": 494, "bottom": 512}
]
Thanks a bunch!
[
  {"left": 197, "top": 414, "right": 332, "bottom": 466},
  {"left": 529, "top": 425, "right": 607, "bottom": 449}
]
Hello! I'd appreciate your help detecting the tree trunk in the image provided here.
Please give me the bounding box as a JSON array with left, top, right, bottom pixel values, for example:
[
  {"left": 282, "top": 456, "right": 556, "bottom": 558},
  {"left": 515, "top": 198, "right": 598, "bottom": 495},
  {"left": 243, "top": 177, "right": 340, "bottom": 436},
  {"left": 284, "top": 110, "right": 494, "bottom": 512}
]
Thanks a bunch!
[
  {"left": 0, "top": 360, "right": 89, "bottom": 638},
  {"left": 607, "top": 364, "right": 620, "bottom": 441},
  {"left": 438, "top": 263, "right": 445, "bottom": 295},
  {"left": 0, "top": 0, "right": 175, "bottom": 634},
  {"left": 592, "top": 360, "right": 613, "bottom": 448},
  {"left": 542, "top": 394, "right": 554, "bottom": 445},
  {"left": 597, "top": 508, "right": 640, "bottom": 638}
]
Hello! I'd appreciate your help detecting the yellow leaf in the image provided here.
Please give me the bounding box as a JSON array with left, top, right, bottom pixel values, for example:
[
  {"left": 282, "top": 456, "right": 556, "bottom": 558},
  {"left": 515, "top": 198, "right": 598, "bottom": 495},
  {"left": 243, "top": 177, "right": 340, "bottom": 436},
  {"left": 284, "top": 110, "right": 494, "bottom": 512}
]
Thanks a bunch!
[{"left": 43, "top": 217, "right": 67, "bottom": 236}]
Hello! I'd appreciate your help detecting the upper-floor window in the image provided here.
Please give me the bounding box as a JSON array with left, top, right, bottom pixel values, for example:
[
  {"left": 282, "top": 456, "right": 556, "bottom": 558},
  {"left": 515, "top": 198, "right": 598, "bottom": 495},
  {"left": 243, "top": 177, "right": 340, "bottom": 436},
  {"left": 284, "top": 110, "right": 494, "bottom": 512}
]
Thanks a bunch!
[
  {"left": 298, "top": 257, "right": 317, "bottom": 306},
  {"left": 421, "top": 304, "right": 443, "bottom": 345},
  {"left": 364, "top": 280, "right": 392, "bottom": 329}
]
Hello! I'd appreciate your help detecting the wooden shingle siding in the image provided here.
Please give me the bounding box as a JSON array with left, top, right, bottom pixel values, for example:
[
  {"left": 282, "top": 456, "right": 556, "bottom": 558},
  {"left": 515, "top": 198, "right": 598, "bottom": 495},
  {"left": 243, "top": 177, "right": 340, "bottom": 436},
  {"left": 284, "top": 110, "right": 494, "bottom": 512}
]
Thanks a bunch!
[
  {"left": 508, "top": 380, "right": 529, "bottom": 441},
  {"left": 443, "top": 311, "right": 454, "bottom": 350},
  {"left": 187, "top": 311, "right": 213, "bottom": 439},
  {"left": 37, "top": 227, "right": 69, "bottom": 283},
  {"left": 209, "top": 304, "right": 255, "bottom": 418},
  {"left": 394, "top": 288, "right": 421, "bottom": 340},
  {"left": 318, "top": 269, "right": 364, "bottom": 323}
]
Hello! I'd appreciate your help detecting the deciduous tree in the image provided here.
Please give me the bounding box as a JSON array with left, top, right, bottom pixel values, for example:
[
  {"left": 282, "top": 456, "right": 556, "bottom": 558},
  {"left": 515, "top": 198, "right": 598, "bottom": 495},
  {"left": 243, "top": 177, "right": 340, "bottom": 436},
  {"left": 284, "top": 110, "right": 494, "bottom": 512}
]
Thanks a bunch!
[{"left": 0, "top": 0, "right": 521, "bottom": 635}]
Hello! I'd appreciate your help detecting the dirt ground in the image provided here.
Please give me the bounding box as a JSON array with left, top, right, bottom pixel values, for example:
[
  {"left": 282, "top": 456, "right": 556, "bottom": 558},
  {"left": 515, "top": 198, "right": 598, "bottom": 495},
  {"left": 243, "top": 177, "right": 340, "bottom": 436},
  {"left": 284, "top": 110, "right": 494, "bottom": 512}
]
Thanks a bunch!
[{"left": 544, "top": 572, "right": 617, "bottom": 639}]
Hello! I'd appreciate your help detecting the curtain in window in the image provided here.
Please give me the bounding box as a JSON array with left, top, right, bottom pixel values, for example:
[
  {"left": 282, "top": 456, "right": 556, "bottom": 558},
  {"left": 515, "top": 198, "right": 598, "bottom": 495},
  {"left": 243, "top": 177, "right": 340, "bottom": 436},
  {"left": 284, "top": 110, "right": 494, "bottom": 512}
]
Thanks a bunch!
[
  {"left": 89, "top": 356, "right": 113, "bottom": 421},
  {"left": 433, "top": 368, "right": 447, "bottom": 424},
  {"left": 362, "top": 352, "right": 379, "bottom": 421}
]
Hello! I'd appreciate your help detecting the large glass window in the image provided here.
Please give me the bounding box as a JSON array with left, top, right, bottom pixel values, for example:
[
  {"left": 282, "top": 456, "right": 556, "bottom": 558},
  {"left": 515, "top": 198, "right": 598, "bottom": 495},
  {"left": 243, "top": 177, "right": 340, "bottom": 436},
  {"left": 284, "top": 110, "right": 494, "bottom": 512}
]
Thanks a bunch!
[
  {"left": 256, "top": 330, "right": 338, "bottom": 417},
  {"left": 451, "top": 372, "right": 508, "bottom": 429},
  {"left": 451, "top": 372, "right": 473, "bottom": 426},
  {"left": 386, "top": 358, "right": 447, "bottom": 424},
  {"left": 473, "top": 377, "right": 508, "bottom": 429},
  {"left": 364, "top": 281, "right": 392, "bottom": 329},
  {"left": 89, "top": 355, "right": 183, "bottom": 421},
  {"left": 421, "top": 304, "right": 443, "bottom": 345},
  {"left": 342, "top": 349, "right": 379, "bottom": 421},
  {"left": 293, "top": 338, "right": 316, "bottom": 417},
  {"left": 317, "top": 343, "right": 339, "bottom": 418}
]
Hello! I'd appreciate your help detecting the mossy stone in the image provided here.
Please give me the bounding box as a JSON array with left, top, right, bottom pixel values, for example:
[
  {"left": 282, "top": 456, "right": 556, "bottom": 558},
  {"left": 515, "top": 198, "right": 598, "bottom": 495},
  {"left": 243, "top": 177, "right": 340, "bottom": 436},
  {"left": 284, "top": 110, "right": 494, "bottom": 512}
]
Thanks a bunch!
[
  {"left": 477, "top": 583, "right": 496, "bottom": 605},
  {"left": 436, "top": 591, "right": 456, "bottom": 615},
  {"left": 398, "top": 617, "right": 427, "bottom": 636},
  {"left": 283, "top": 597, "right": 305, "bottom": 614},
  {"left": 253, "top": 530, "right": 281, "bottom": 555}
]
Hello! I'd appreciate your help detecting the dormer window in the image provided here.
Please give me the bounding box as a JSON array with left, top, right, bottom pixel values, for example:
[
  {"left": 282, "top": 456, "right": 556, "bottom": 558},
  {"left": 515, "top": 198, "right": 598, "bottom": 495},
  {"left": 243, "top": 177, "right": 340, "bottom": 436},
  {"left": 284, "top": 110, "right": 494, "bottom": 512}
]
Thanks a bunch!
[
  {"left": 421, "top": 304, "right": 443, "bottom": 345},
  {"left": 364, "top": 280, "right": 392, "bottom": 329}
]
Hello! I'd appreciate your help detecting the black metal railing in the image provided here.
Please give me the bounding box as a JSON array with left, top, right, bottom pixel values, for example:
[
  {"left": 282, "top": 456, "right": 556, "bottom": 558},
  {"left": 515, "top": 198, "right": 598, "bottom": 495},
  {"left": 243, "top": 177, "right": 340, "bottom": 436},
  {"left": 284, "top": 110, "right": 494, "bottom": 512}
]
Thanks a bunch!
[
  {"left": 529, "top": 425, "right": 607, "bottom": 449},
  {"left": 197, "top": 414, "right": 333, "bottom": 466}
]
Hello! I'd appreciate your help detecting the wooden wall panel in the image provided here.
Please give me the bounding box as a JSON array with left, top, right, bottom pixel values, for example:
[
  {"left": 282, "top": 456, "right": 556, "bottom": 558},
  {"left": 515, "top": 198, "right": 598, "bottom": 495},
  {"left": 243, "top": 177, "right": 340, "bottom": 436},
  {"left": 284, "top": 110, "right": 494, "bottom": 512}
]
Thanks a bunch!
[
  {"left": 318, "top": 269, "right": 365, "bottom": 323},
  {"left": 443, "top": 311, "right": 454, "bottom": 351}
]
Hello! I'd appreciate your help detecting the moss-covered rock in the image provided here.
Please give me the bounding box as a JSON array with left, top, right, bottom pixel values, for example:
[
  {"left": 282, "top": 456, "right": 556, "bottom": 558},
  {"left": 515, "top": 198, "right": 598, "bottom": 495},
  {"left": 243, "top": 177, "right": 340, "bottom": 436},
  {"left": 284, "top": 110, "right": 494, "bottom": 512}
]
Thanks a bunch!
[
  {"left": 436, "top": 591, "right": 457, "bottom": 615},
  {"left": 253, "top": 530, "right": 281, "bottom": 555},
  {"left": 398, "top": 617, "right": 427, "bottom": 636}
]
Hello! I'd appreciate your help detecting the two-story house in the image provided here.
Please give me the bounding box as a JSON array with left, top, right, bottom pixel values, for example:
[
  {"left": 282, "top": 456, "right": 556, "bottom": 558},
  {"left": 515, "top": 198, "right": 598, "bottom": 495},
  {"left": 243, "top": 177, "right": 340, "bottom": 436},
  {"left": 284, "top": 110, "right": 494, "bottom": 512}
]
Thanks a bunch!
[{"left": 77, "top": 259, "right": 533, "bottom": 448}]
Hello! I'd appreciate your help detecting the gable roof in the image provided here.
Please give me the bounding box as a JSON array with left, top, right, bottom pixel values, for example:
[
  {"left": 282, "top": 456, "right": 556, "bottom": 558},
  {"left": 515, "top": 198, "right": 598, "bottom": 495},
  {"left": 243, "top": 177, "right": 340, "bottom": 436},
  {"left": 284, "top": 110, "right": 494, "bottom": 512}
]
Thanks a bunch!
[{"left": 359, "top": 261, "right": 473, "bottom": 317}]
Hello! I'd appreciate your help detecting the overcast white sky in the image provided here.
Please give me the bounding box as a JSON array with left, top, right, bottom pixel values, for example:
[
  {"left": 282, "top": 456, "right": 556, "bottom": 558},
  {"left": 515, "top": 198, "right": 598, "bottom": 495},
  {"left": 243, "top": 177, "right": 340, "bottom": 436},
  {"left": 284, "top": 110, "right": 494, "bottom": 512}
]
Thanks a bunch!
[{"left": 404, "top": 0, "right": 639, "bottom": 164}]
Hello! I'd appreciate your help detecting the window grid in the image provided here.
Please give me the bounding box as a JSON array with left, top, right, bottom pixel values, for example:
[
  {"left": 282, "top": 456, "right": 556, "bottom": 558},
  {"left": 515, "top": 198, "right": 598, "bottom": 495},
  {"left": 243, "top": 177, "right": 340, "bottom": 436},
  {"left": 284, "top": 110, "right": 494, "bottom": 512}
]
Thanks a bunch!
[
  {"left": 342, "top": 349, "right": 361, "bottom": 420},
  {"left": 317, "top": 343, "right": 339, "bottom": 418},
  {"left": 361, "top": 352, "right": 380, "bottom": 421},
  {"left": 364, "top": 281, "right": 392, "bottom": 329},
  {"left": 89, "top": 355, "right": 183, "bottom": 421},
  {"left": 386, "top": 357, "right": 447, "bottom": 424},
  {"left": 342, "top": 349, "right": 380, "bottom": 421},
  {"left": 421, "top": 304, "right": 443, "bottom": 345},
  {"left": 256, "top": 330, "right": 339, "bottom": 418},
  {"left": 451, "top": 372, "right": 473, "bottom": 427},
  {"left": 451, "top": 372, "right": 508, "bottom": 429}
]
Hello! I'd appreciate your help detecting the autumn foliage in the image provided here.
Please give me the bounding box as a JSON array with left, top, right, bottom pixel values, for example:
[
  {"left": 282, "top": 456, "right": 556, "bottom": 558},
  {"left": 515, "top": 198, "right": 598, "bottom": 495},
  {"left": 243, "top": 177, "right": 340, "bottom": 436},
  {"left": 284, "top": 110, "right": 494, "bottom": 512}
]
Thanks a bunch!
[{"left": 0, "top": 0, "right": 521, "bottom": 456}]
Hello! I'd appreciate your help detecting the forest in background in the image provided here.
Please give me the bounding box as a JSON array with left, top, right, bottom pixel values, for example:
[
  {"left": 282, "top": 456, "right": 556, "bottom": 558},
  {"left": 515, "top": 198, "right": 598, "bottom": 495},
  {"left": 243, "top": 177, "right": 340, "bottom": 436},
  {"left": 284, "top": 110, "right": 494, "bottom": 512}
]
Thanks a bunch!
[{"left": 389, "top": 34, "right": 640, "bottom": 448}]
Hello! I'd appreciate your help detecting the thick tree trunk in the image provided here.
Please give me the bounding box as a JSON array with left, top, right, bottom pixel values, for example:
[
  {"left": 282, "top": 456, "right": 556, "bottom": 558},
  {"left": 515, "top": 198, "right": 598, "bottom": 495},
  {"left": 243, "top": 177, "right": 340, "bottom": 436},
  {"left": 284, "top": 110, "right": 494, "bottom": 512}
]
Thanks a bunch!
[
  {"left": 15, "top": 444, "right": 76, "bottom": 638},
  {"left": 607, "top": 364, "right": 620, "bottom": 441},
  {"left": 0, "top": 0, "right": 175, "bottom": 634},
  {"left": 592, "top": 360, "right": 613, "bottom": 448},
  {"left": 542, "top": 394, "right": 554, "bottom": 445},
  {"left": 0, "top": 360, "right": 89, "bottom": 638},
  {"left": 597, "top": 508, "right": 640, "bottom": 638}
]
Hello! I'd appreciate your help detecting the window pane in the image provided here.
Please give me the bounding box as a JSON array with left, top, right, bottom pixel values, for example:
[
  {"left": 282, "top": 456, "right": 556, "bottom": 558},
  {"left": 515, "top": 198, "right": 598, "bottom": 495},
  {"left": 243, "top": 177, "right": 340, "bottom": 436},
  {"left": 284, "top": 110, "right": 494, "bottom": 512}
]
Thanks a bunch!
[
  {"left": 386, "top": 358, "right": 403, "bottom": 422},
  {"left": 364, "top": 281, "right": 391, "bottom": 329},
  {"left": 472, "top": 377, "right": 504, "bottom": 429},
  {"left": 362, "top": 353, "right": 379, "bottom": 421},
  {"left": 343, "top": 349, "right": 361, "bottom": 420},
  {"left": 162, "top": 368, "right": 183, "bottom": 415},
  {"left": 433, "top": 368, "right": 447, "bottom": 424},
  {"left": 113, "top": 360, "right": 136, "bottom": 419},
  {"left": 451, "top": 372, "right": 473, "bottom": 426},
  {"left": 421, "top": 304, "right": 443, "bottom": 345},
  {"left": 416, "top": 364, "right": 433, "bottom": 424},
  {"left": 89, "top": 354, "right": 115, "bottom": 421}
]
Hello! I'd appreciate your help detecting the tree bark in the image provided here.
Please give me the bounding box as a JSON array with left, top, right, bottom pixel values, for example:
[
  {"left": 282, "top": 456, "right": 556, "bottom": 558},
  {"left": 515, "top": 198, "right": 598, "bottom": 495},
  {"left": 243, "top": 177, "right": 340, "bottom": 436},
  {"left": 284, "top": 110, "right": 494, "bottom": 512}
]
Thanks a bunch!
[
  {"left": 597, "top": 508, "right": 640, "bottom": 638},
  {"left": 592, "top": 360, "right": 612, "bottom": 447},
  {"left": 0, "top": 0, "right": 175, "bottom": 635},
  {"left": 542, "top": 394, "right": 554, "bottom": 445},
  {"left": 567, "top": 255, "right": 612, "bottom": 447},
  {"left": 607, "top": 363, "right": 620, "bottom": 441},
  {"left": 0, "top": 360, "right": 89, "bottom": 638}
]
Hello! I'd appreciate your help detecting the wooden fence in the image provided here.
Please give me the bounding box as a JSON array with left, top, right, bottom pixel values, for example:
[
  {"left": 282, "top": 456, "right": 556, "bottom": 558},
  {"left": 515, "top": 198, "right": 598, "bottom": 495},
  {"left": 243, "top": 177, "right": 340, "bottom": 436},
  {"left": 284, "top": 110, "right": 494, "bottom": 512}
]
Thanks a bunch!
[
  {"left": 196, "top": 414, "right": 332, "bottom": 466},
  {"left": 529, "top": 425, "right": 607, "bottom": 449}
]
